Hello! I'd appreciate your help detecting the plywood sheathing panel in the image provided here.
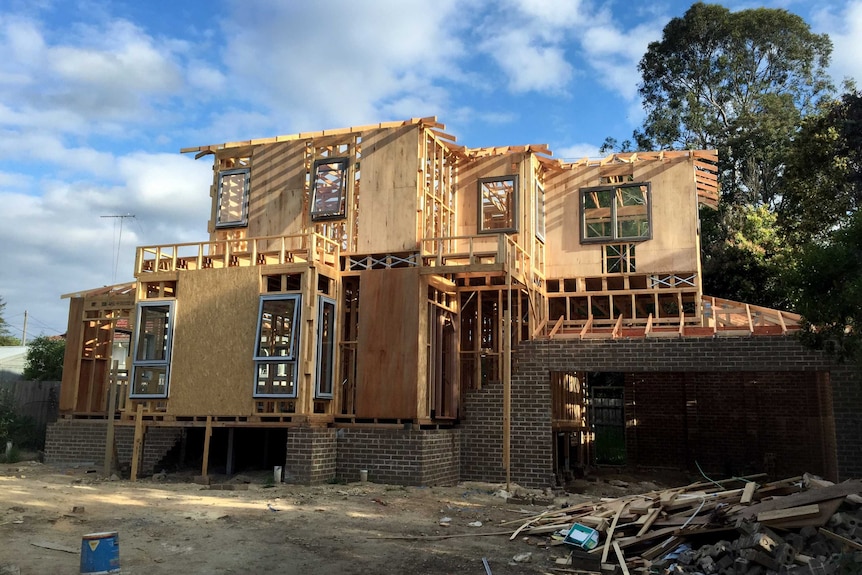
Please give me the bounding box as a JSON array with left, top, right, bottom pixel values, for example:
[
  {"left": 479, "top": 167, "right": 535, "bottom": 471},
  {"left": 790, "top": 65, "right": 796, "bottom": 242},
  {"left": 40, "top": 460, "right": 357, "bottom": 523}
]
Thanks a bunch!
[
  {"left": 167, "top": 265, "right": 261, "bottom": 416},
  {"left": 247, "top": 141, "right": 307, "bottom": 239},
  {"left": 354, "top": 267, "right": 421, "bottom": 419},
  {"left": 543, "top": 156, "right": 699, "bottom": 279},
  {"left": 356, "top": 126, "right": 421, "bottom": 254}
]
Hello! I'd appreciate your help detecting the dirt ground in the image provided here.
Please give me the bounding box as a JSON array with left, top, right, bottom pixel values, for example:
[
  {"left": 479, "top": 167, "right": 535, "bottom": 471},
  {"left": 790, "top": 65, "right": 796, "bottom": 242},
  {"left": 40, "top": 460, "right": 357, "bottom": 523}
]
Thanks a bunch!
[{"left": 0, "top": 460, "right": 688, "bottom": 575}]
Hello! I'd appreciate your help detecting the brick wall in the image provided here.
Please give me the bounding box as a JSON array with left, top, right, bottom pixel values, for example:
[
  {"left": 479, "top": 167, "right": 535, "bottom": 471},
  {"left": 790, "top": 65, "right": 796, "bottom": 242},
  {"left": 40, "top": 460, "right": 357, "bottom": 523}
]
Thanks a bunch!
[
  {"left": 335, "top": 428, "right": 460, "bottom": 486},
  {"left": 284, "top": 426, "right": 336, "bottom": 484},
  {"left": 462, "top": 336, "right": 860, "bottom": 488},
  {"left": 45, "top": 420, "right": 182, "bottom": 476},
  {"left": 625, "top": 371, "right": 836, "bottom": 479}
]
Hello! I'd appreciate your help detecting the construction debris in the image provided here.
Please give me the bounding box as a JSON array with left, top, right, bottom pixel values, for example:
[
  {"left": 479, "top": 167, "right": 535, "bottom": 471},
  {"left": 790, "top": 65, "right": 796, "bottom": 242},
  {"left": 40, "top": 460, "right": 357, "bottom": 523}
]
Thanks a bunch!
[{"left": 506, "top": 473, "right": 862, "bottom": 574}]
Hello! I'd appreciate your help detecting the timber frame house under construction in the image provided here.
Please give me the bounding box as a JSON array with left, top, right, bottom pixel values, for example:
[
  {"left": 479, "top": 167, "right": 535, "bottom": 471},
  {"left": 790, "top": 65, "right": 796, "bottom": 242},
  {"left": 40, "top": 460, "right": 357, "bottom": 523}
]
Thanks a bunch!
[{"left": 49, "top": 117, "right": 859, "bottom": 487}]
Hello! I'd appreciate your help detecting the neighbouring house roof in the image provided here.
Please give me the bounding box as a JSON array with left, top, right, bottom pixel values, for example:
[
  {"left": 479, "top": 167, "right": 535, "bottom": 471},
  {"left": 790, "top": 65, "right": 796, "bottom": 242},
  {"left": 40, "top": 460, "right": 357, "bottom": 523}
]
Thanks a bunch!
[{"left": 0, "top": 346, "right": 28, "bottom": 382}]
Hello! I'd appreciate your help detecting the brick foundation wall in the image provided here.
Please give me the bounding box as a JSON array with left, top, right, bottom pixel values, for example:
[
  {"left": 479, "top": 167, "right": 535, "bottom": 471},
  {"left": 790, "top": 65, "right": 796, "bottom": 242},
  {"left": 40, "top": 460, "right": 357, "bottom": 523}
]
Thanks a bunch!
[
  {"left": 462, "top": 336, "right": 860, "bottom": 488},
  {"left": 284, "top": 426, "right": 337, "bottom": 484},
  {"left": 336, "top": 428, "right": 460, "bottom": 486},
  {"left": 44, "top": 420, "right": 182, "bottom": 476}
]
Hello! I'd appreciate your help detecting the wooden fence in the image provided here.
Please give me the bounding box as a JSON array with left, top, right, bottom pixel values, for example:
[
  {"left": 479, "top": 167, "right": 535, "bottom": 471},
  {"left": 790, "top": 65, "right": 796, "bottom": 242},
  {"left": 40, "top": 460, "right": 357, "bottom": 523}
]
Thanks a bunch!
[{"left": 0, "top": 380, "right": 61, "bottom": 433}]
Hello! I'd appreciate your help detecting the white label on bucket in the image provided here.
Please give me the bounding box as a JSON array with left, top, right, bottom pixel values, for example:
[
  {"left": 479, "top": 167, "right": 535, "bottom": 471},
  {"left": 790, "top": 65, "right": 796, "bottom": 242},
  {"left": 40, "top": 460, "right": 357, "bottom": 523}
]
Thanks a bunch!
[{"left": 89, "top": 540, "right": 100, "bottom": 551}]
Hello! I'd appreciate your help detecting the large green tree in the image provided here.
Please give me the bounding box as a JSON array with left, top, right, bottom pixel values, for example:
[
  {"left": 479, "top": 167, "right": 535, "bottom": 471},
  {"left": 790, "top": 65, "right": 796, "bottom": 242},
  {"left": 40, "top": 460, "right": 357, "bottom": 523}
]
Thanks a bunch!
[
  {"left": 0, "top": 296, "right": 22, "bottom": 346},
  {"left": 779, "top": 90, "right": 862, "bottom": 245},
  {"left": 634, "top": 2, "right": 833, "bottom": 307},
  {"left": 781, "top": 90, "right": 862, "bottom": 363},
  {"left": 23, "top": 336, "right": 65, "bottom": 381}
]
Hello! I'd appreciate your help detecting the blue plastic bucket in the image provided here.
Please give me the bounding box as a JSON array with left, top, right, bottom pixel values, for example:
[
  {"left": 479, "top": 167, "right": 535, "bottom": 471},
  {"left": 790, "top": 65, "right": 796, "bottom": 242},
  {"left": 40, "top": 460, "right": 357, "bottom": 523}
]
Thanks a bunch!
[{"left": 80, "top": 531, "right": 120, "bottom": 574}]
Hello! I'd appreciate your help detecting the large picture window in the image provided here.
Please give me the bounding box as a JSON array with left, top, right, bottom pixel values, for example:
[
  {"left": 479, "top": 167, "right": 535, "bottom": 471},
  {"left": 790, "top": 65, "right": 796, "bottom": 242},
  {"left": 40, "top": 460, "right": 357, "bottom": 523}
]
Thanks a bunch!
[
  {"left": 478, "top": 175, "right": 518, "bottom": 233},
  {"left": 315, "top": 296, "right": 337, "bottom": 399},
  {"left": 216, "top": 168, "right": 250, "bottom": 228},
  {"left": 253, "top": 295, "right": 300, "bottom": 397},
  {"left": 581, "top": 182, "right": 651, "bottom": 243},
  {"left": 131, "top": 301, "right": 175, "bottom": 398},
  {"left": 311, "top": 158, "right": 349, "bottom": 221}
]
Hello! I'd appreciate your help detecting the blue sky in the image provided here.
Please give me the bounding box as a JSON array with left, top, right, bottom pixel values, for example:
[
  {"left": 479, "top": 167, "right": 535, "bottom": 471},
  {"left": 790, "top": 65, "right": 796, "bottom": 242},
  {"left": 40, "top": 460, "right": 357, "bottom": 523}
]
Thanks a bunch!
[{"left": 1, "top": 0, "right": 860, "bottom": 338}]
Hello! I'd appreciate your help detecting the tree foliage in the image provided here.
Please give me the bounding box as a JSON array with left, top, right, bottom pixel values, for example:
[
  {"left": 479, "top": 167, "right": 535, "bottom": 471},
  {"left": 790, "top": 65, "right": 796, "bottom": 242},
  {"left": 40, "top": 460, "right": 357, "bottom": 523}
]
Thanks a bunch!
[
  {"left": 23, "top": 336, "right": 65, "bottom": 381},
  {"left": 779, "top": 90, "right": 862, "bottom": 245},
  {"left": 789, "top": 211, "right": 862, "bottom": 364},
  {"left": 782, "top": 91, "right": 862, "bottom": 363},
  {"left": 637, "top": 2, "right": 832, "bottom": 207},
  {"left": 0, "top": 296, "right": 21, "bottom": 346},
  {"left": 633, "top": 2, "right": 833, "bottom": 307}
]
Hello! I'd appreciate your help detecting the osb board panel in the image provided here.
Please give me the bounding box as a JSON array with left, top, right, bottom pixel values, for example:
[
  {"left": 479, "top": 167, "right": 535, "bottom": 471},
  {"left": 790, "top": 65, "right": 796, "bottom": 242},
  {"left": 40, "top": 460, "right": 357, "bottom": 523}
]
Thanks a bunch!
[
  {"left": 356, "top": 127, "right": 421, "bottom": 253},
  {"left": 355, "top": 268, "right": 420, "bottom": 419},
  {"left": 60, "top": 297, "right": 84, "bottom": 412},
  {"left": 167, "top": 266, "right": 261, "bottom": 416},
  {"left": 247, "top": 141, "right": 307, "bottom": 239},
  {"left": 456, "top": 154, "right": 525, "bottom": 238},
  {"left": 544, "top": 157, "right": 698, "bottom": 279}
]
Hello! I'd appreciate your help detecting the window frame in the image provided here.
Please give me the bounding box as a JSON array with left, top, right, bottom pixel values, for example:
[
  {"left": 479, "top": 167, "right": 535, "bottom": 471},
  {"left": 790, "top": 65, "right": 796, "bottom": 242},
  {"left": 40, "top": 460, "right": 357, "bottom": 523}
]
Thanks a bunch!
[
  {"left": 478, "top": 175, "right": 519, "bottom": 234},
  {"left": 130, "top": 300, "right": 175, "bottom": 399},
  {"left": 314, "top": 296, "right": 337, "bottom": 399},
  {"left": 580, "top": 182, "right": 652, "bottom": 244},
  {"left": 253, "top": 294, "right": 301, "bottom": 399},
  {"left": 215, "top": 168, "right": 250, "bottom": 228},
  {"left": 535, "top": 181, "right": 546, "bottom": 243},
  {"left": 310, "top": 157, "right": 349, "bottom": 221}
]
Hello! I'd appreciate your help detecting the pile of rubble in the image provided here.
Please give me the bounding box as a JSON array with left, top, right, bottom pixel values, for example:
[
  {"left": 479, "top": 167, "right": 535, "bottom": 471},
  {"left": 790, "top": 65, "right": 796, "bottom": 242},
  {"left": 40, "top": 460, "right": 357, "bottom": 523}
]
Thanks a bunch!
[{"left": 506, "top": 473, "right": 862, "bottom": 574}]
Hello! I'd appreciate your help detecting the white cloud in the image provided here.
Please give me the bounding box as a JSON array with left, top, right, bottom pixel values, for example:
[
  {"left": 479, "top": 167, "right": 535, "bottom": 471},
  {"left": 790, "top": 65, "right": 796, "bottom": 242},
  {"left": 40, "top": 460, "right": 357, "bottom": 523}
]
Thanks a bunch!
[
  {"left": 811, "top": 1, "right": 862, "bottom": 87},
  {"left": 479, "top": 29, "right": 573, "bottom": 94},
  {"left": 221, "top": 0, "right": 467, "bottom": 130},
  {"left": 554, "top": 143, "right": 601, "bottom": 161}
]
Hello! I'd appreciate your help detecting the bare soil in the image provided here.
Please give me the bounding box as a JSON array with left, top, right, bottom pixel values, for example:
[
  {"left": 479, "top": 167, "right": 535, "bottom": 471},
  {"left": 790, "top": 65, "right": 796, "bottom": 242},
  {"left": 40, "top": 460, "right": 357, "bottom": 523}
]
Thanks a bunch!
[{"left": 0, "top": 461, "right": 688, "bottom": 575}]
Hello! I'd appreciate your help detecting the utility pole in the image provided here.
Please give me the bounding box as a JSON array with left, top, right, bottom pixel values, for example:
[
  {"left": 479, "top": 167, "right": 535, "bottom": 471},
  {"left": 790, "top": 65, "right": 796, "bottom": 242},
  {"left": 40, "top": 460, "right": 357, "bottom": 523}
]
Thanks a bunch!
[
  {"left": 101, "top": 214, "right": 136, "bottom": 283},
  {"left": 22, "top": 310, "right": 27, "bottom": 345}
]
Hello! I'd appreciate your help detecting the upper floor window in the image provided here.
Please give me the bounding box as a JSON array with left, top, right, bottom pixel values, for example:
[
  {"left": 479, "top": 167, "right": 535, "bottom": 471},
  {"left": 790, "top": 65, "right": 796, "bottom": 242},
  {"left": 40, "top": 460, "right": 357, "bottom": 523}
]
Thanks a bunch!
[
  {"left": 311, "top": 158, "right": 349, "bottom": 221},
  {"left": 535, "top": 182, "right": 545, "bottom": 242},
  {"left": 581, "top": 182, "right": 651, "bottom": 243},
  {"left": 253, "top": 295, "right": 300, "bottom": 398},
  {"left": 216, "top": 168, "right": 250, "bottom": 228},
  {"left": 131, "top": 301, "right": 175, "bottom": 398},
  {"left": 479, "top": 175, "right": 518, "bottom": 234}
]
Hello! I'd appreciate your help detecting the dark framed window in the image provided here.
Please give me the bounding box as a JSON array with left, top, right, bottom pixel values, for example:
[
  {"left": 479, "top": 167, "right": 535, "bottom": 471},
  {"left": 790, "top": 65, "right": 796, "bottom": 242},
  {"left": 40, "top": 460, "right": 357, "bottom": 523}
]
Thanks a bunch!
[
  {"left": 253, "top": 295, "right": 301, "bottom": 398},
  {"left": 314, "top": 296, "right": 337, "bottom": 399},
  {"left": 131, "top": 301, "right": 175, "bottom": 398},
  {"left": 581, "top": 182, "right": 651, "bottom": 243},
  {"left": 216, "top": 168, "right": 250, "bottom": 228},
  {"left": 535, "top": 182, "right": 545, "bottom": 242},
  {"left": 478, "top": 175, "right": 518, "bottom": 233},
  {"left": 311, "top": 158, "right": 349, "bottom": 221}
]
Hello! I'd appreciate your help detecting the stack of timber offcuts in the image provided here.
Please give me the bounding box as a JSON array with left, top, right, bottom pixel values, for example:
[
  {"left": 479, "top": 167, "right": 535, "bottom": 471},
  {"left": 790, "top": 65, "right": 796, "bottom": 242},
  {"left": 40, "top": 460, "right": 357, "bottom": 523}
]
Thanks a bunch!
[{"left": 508, "top": 473, "right": 862, "bottom": 575}]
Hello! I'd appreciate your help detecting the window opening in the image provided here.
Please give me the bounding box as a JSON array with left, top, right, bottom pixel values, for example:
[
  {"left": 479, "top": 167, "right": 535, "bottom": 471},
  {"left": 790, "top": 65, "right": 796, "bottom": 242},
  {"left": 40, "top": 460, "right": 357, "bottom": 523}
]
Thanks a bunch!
[
  {"left": 315, "top": 296, "right": 337, "bottom": 398},
  {"left": 311, "top": 158, "right": 349, "bottom": 221},
  {"left": 604, "top": 244, "right": 636, "bottom": 274},
  {"left": 216, "top": 168, "right": 250, "bottom": 228},
  {"left": 253, "top": 295, "right": 301, "bottom": 398},
  {"left": 479, "top": 175, "right": 518, "bottom": 233},
  {"left": 535, "top": 182, "right": 546, "bottom": 242},
  {"left": 131, "top": 301, "right": 175, "bottom": 398},
  {"left": 581, "top": 182, "right": 650, "bottom": 243}
]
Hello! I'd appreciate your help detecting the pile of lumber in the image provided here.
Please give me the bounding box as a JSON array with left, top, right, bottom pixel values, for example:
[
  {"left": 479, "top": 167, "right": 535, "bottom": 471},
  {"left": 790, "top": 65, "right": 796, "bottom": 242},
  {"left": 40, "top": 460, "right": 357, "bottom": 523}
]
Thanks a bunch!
[{"left": 507, "top": 473, "right": 862, "bottom": 574}]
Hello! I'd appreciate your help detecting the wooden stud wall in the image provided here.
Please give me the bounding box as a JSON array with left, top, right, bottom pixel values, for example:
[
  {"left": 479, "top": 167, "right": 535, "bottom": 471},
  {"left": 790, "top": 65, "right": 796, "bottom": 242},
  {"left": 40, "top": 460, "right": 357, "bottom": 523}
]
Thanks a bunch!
[{"left": 543, "top": 157, "right": 699, "bottom": 280}]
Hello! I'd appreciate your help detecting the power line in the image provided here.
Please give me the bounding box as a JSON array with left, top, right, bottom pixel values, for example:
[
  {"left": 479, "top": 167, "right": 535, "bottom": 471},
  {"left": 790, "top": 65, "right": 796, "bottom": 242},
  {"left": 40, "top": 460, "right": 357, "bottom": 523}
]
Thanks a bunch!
[{"left": 101, "top": 214, "right": 136, "bottom": 283}]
